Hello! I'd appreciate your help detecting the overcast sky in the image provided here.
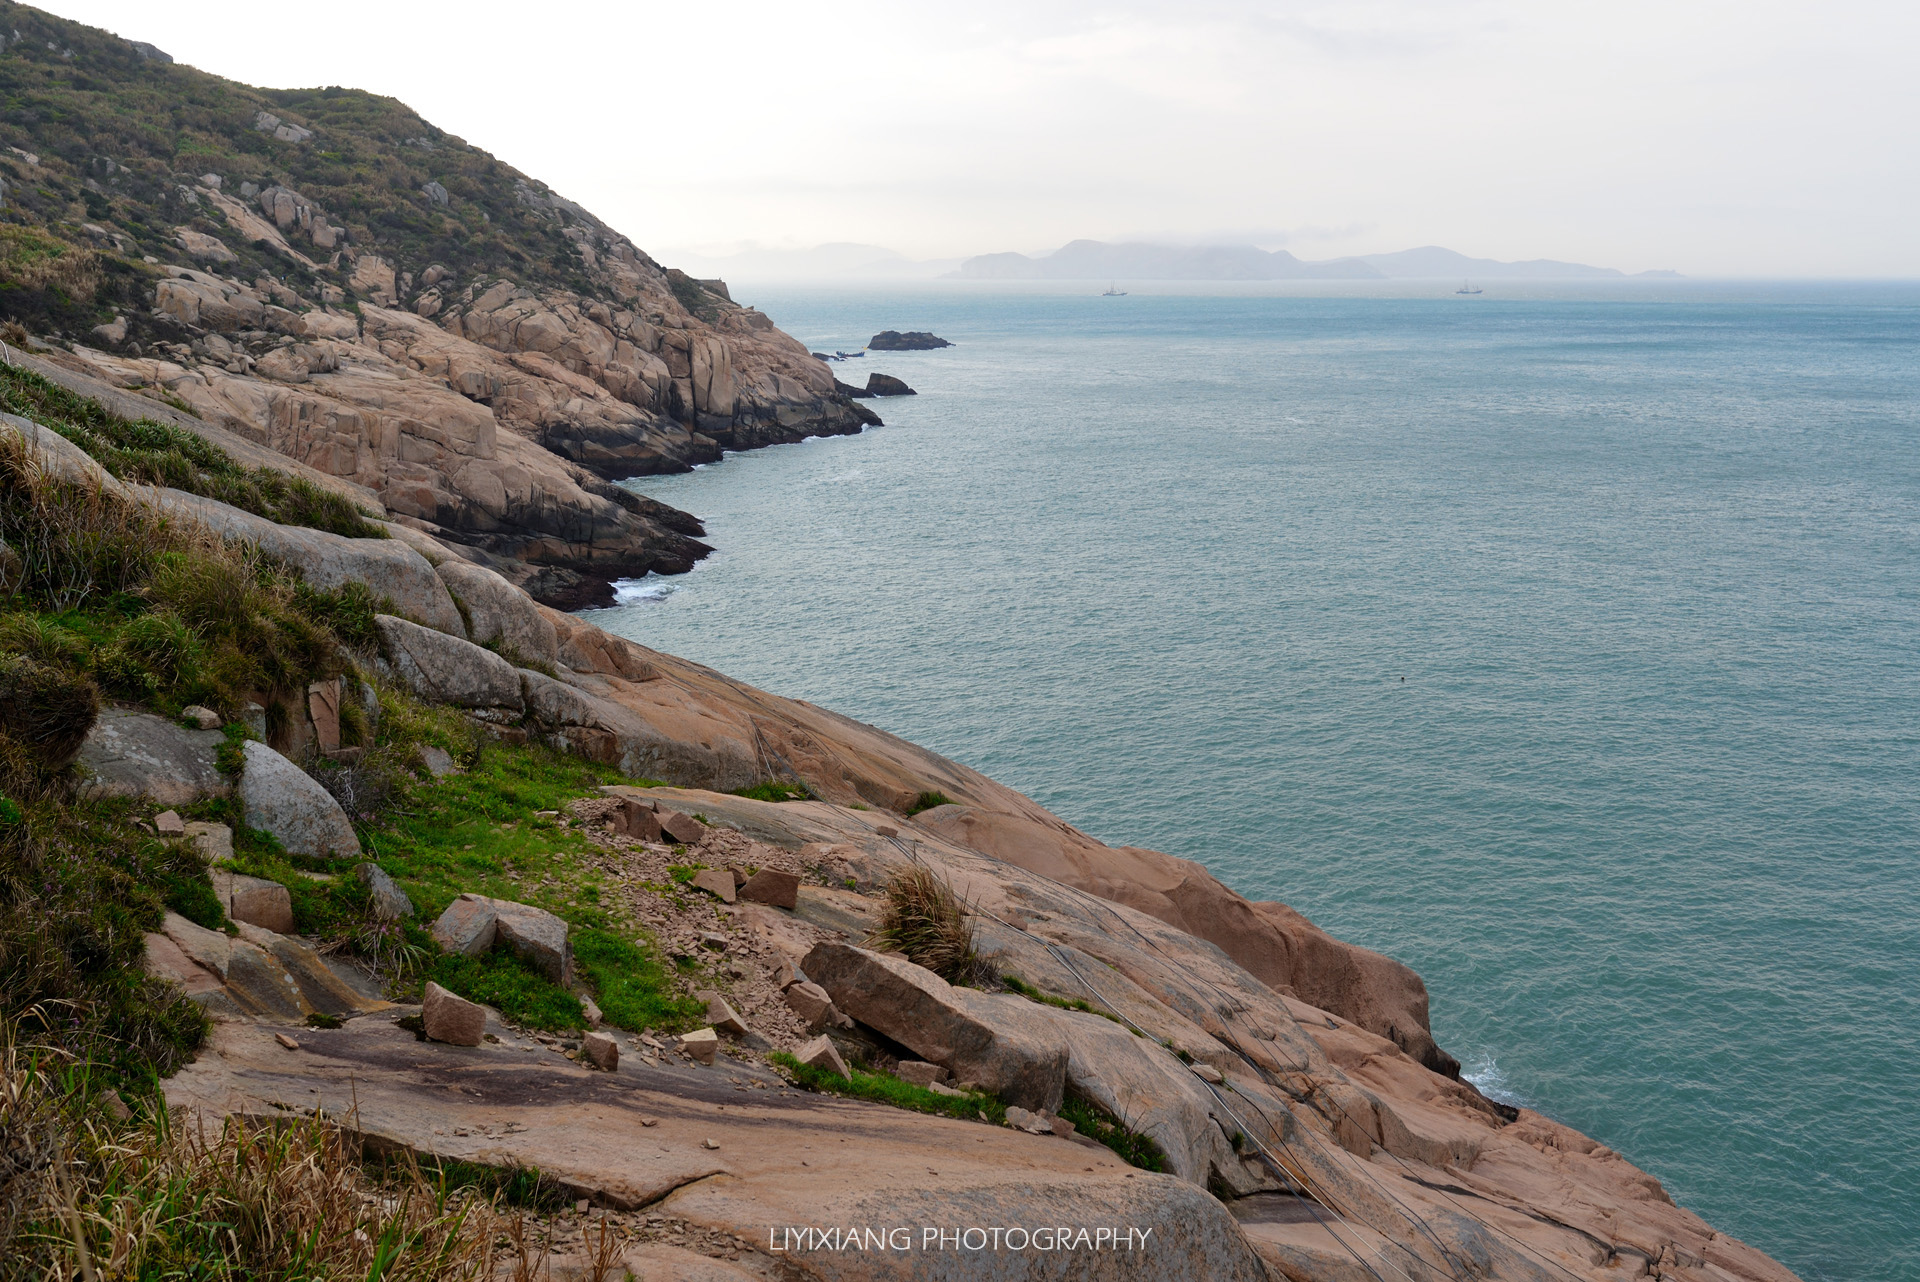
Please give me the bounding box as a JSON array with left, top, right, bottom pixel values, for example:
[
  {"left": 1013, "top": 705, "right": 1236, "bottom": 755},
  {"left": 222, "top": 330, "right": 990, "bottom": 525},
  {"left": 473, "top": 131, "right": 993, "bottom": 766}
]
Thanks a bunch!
[{"left": 49, "top": 0, "right": 1920, "bottom": 275}]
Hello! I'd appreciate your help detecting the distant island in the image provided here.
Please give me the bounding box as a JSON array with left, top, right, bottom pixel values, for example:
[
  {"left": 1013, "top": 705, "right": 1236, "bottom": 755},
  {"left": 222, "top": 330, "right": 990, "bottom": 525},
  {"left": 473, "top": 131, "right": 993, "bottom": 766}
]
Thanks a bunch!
[
  {"left": 953, "top": 240, "right": 1681, "bottom": 281},
  {"left": 869, "top": 330, "right": 952, "bottom": 350}
]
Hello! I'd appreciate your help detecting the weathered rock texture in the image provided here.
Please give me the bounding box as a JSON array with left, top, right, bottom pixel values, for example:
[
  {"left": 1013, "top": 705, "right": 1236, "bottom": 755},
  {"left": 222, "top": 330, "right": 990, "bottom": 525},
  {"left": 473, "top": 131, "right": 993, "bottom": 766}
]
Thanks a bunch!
[
  {"left": 22, "top": 215, "right": 871, "bottom": 607},
  {"left": 237, "top": 740, "right": 361, "bottom": 857}
]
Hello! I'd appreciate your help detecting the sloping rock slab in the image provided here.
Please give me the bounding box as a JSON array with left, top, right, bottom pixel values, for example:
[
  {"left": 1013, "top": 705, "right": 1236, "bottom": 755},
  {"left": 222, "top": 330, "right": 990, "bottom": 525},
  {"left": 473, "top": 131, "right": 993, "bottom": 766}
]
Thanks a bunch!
[
  {"left": 1038, "top": 1004, "right": 1243, "bottom": 1188},
  {"left": 375, "top": 614, "right": 522, "bottom": 711},
  {"left": 432, "top": 557, "right": 559, "bottom": 667},
  {"left": 0, "top": 411, "right": 132, "bottom": 500},
  {"left": 802, "top": 942, "right": 1069, "bottom": 1112},
  {"left": 152, "top": 489, "right": 462, "bottom": 636},
  {"left": 75, "top": 709, "right": 228, "bottom": 805},
  {"left": 163, "top": 1019, "right": 1263, "bottom": 1280}
]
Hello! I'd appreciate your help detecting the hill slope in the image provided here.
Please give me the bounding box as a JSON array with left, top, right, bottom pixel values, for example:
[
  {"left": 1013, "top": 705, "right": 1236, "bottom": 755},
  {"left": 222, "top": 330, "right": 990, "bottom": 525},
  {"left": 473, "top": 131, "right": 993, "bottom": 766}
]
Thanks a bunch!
[{"left": 0, "top": 0, "right": 874, "bottom": 605}]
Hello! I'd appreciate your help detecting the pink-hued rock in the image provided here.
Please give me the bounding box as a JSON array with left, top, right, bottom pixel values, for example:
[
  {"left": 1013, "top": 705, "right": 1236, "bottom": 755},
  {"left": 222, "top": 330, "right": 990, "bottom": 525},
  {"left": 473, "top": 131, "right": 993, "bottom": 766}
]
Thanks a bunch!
[
  {"left": 430, "top": 894, "right": 499, "bottom": 957},
  {"left": 737, "top": 868, "right": 800, "bottom": 910},
  {"left": 421, "top": 981, "right": 486, "bottom": 1047},
  {"left": 802, "top": 942, "right": 1069, "bottom": 1113},
  {"left": 794, "top": 1035, "right": 849, "bottom": 1081},
  {"left": 690, "top": 868, "right": 735, "bottom": 903},
  {"left": 210, "top": 870, "right": 294, "bottom": 934},
  {"left": 896, "top": 1060, "right": 947, "bottom": 1088},
  {"left": 583, "top": 1031, "right": 619, "bottom": 1071},
  {"left": 658, "top": 809, "right": 708, "bottom": 845}
]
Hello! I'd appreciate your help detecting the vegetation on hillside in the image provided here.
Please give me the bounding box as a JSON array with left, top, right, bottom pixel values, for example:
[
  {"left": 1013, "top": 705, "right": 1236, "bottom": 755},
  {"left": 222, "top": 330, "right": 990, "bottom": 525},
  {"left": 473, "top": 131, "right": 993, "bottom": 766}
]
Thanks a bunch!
[
  {"left": 0, "top": 374, "right": 709, "bottom": 1267},
  {"left": 1, "top": 360, "right": 384, "bottom": 537},
  {"left": 0, "top": 0, "right": 651, "bottom": 337}
]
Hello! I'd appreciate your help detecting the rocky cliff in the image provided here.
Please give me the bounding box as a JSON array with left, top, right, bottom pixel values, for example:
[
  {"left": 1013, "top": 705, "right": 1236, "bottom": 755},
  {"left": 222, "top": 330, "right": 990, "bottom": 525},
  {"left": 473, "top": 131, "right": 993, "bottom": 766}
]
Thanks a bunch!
[{"left": 0, "top": 0, "right": 874, "bottom": 606}]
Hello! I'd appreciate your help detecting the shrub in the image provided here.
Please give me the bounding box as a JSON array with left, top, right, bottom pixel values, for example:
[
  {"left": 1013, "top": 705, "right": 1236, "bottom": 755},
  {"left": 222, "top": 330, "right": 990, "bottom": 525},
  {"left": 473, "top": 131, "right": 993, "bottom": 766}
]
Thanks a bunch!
[
  {"left": 0, "top": 653, "right": 100, "bottom": 769},
  {"left": 96, "top": 610, "right": 201, "bottom": 697},
  {"left": 867, "top": 866, "right": 987, "bottom": 986}
]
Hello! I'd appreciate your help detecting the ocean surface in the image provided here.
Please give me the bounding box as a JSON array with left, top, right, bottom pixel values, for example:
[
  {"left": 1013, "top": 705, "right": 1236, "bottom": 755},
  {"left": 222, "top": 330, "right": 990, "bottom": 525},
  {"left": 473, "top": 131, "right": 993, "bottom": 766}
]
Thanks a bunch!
[{"left": 591, "top": 280, "right": 1920, "bottom": 1281}]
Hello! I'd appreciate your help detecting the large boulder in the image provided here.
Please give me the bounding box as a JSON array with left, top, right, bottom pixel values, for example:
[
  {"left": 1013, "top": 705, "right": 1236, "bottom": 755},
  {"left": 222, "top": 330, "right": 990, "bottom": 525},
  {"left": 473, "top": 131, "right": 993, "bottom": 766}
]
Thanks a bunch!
[
  {"left": 238, "top": 740, "right": 361, "bottom": 856},
  {"left": 865, "top": 373, "right": 915, "bottom": 397},
  {"left": 75, "top": 709, "right": 228, "bottom": 805},
  {"left": 1037, "top": 1004, "right": 1244, "bottom": 1188},
  {"left": 801, "top": 942, "right": 1069, "bottom": 1112},
  {"left": 432, "top": 558, "right": 559, "bottom": 668},
  {"left": 151, "top": 489, "right": 464, "bottom": 636},
  {"left": 374, "top": 614, "right": 522, "bottom": 711}
]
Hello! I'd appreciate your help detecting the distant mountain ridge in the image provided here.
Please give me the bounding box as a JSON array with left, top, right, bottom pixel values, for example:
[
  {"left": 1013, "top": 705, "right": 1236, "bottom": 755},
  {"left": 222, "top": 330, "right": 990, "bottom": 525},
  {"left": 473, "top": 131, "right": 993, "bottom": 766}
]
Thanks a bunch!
[{"left": 954, "top": 239, "right": 1679, "bottom": 281}]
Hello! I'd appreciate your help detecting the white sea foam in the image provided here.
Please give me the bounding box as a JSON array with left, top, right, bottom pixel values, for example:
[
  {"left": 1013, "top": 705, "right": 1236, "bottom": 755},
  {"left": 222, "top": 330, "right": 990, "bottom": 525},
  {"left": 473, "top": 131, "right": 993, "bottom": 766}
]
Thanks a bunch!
[
  {"left": 611, "top": 577, "right": 674, "bottom": 605},
  {"left": 1461, "top": 1053, "right": 1526, "bottom": 1109}
]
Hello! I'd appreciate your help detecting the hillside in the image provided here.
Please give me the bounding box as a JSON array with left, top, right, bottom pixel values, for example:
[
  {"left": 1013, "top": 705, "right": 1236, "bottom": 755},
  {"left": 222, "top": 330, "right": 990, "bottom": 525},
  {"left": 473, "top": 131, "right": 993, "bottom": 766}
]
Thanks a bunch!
[{"left": 0, "top": 0, "right": 873, "bottom": 606}]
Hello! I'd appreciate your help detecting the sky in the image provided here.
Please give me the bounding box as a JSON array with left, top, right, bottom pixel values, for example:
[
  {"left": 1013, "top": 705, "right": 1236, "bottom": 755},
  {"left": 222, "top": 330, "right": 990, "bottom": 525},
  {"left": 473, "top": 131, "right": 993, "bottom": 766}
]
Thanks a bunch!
[{"left": 44, "top": 0, "right": 1920, "bottom": 275}]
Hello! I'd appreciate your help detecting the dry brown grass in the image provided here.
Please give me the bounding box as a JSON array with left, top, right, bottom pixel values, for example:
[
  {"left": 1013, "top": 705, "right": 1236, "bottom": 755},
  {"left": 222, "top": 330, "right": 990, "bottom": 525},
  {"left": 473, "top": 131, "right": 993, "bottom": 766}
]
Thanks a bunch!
[
  {"left": 0, "top": 1035, "right": 517, "bottom": 1281},
  {"left": 867, "top": 865, "right": 988, "bottom": 986}
]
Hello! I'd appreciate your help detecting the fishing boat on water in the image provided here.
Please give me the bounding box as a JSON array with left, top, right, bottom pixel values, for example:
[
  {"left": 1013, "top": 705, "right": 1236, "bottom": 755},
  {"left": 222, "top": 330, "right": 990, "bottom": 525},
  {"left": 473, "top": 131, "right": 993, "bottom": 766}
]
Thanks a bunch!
[
  {"left": 1456, "top": 280, "right": 1483, "bottom": 295},
  {"left": 1101, "top": 283, "right": 1128, "bottom": 296}
]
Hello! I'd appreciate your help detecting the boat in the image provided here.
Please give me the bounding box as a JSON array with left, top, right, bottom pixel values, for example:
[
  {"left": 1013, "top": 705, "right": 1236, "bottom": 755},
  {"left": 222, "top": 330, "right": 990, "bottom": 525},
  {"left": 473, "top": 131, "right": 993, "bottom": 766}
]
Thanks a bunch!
[
  {"left": 1456, "top": 281, "right": 1483, "bottom": 295},
  {"left": 1101, "top": 283, "right": 1128, "bottom": 296},
  {"left": 835, "top": 349, "right": 864, "bottom": 358}
]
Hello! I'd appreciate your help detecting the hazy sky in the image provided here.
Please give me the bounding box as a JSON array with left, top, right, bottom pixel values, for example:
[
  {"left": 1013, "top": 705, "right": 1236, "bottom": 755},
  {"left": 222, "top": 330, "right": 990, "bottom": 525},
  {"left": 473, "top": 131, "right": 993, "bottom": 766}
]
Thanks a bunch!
[{"left": 47, "top": 0, "right": 1920, "bottom": 274}]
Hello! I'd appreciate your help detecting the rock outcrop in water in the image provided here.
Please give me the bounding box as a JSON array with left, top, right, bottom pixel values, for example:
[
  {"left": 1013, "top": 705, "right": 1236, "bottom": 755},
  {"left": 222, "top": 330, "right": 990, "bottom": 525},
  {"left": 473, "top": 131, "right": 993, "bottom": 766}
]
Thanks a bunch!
[{"left": 868, "top": 330, "right": 953, "bottom": 350}]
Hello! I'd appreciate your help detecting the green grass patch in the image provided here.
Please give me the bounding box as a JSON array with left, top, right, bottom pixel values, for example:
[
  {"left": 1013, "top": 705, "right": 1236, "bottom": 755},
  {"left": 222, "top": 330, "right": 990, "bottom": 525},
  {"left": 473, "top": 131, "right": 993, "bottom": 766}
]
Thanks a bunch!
[
  {"left": 1057, "top": 1092, "right": 1169, "bottom": 1173},
  {"left": 429, "top": 949, "right": 583, "bottom": 1033},
  {"left": 572, "top": 928, "right": 703, "bottom": 1033},
  {"left": 1001, "top": 973, "right": 1122, "bottom": 1023},
  {"left": 770, "top": 1051, "right": 1008, "bottom": 1125},
  {"left": 904, "top": 790, "right": 953, "bottom": 816},
  {"left": 730, "top": 780, "right": 811, "bottom": 803}
]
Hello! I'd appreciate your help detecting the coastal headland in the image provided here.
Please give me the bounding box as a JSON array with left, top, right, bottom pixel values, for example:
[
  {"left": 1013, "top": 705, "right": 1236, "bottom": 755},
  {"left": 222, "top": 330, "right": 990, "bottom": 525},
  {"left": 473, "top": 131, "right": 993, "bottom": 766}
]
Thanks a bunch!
[{"left": 0, "top": 4, "right": 1802, "bottom": 1278}]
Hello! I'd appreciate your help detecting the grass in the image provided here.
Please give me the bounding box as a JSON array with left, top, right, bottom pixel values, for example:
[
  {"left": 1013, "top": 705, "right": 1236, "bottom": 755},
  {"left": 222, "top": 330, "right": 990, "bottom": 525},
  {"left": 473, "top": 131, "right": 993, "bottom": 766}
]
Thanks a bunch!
[
  {"left": 769, "top": 1051, "right": 1008, "bottom": 1126},
  {"left": 903, "top": 790, "right": 953, "bottom": 816},
  {"left": 866, "top": 865, "right": 987, "bottom": 986},
  {"left": 1001, "top": 972, "right": 1123, "bottom": 1024},
  {"left": 729, "top": 780, "right": 810, "bottom": 803},
  {"left": 1056, "top": 1091, "right": 1169, "bottom": 1173},
  {"left": 428, "top": 950, "right": 583, "bottom": 1032},
  {"left": 0, "top": 362, "right": 387, "bottom": 539},
  {"left": 1, "top": 1036, "right": 507, "bottom": 1279}
]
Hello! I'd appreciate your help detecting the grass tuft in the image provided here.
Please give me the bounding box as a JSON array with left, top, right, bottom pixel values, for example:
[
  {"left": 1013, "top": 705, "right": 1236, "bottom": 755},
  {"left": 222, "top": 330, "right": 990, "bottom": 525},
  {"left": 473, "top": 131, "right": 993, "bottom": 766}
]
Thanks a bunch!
[
  {"left": 1057, "top": 1091, "right": 1170, "bottom": 1172},
  {"left": 903, "top": 790, "right": 953, "bottom": 816},
  {"left": 867, "top": 866, "right": 987, "bottom": 986}
]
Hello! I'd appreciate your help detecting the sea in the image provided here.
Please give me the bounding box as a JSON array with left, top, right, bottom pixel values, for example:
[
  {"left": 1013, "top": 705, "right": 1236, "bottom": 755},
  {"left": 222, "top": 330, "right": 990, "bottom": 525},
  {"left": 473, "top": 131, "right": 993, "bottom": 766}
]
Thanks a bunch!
[{"left": 589, "top": 279, "right": 1920, "bottom": 1281}]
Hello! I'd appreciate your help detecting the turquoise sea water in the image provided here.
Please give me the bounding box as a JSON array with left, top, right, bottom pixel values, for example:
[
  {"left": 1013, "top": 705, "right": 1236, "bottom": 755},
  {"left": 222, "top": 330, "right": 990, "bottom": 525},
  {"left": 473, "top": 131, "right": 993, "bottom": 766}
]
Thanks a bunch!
[{"left": 593, "top": 281, "right": 1920, "bottom": 1280}]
